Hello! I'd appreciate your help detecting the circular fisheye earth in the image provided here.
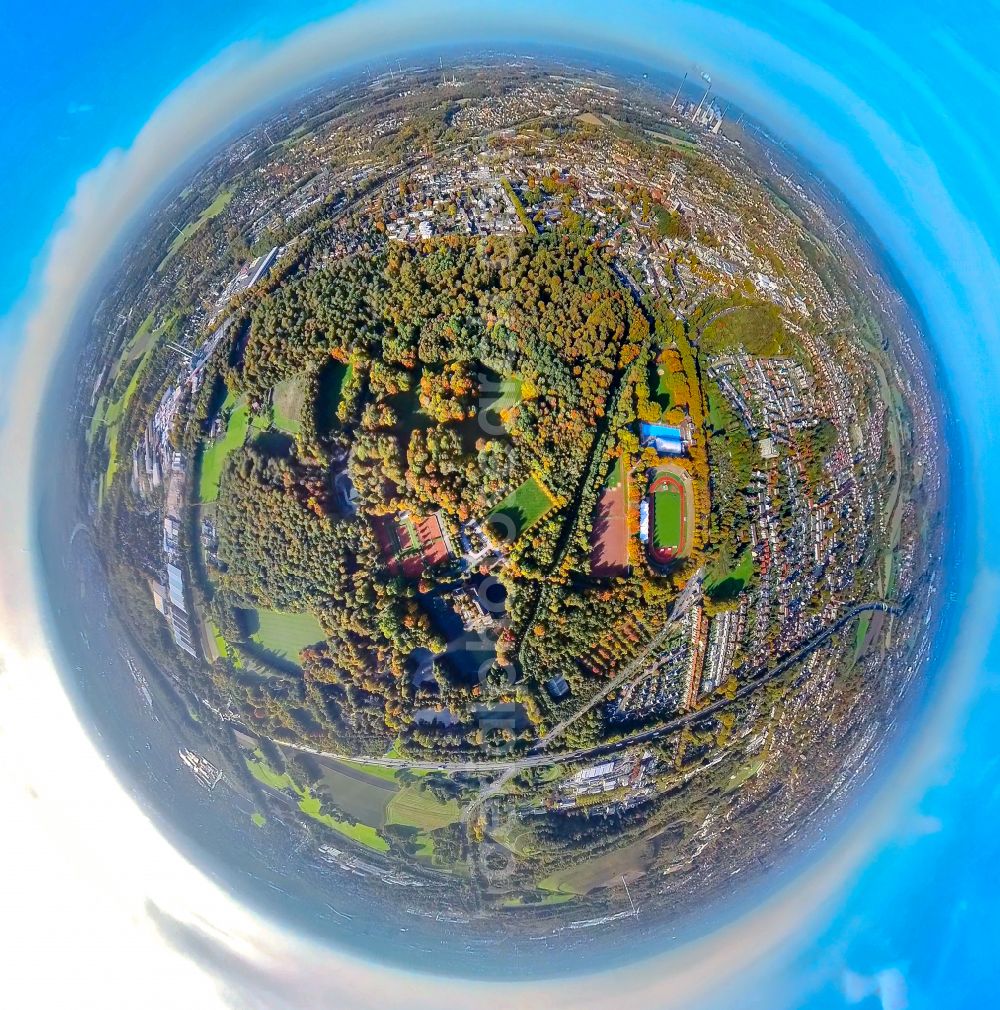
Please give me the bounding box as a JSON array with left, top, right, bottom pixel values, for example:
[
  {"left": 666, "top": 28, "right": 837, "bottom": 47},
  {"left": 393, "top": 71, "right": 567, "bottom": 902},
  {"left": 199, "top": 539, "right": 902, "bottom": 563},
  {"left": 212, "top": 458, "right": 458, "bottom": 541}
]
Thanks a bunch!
[{"left": 47, "top": 53, "right": 946, "bottom": 974}]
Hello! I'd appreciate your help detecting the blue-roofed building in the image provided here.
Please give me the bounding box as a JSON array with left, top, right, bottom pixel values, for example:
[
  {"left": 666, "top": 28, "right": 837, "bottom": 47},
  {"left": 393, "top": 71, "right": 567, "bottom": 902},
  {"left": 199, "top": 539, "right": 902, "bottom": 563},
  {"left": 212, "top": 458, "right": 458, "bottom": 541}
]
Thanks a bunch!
[{"left": 640, "top": 421, "right": 686, "bottom": 456}]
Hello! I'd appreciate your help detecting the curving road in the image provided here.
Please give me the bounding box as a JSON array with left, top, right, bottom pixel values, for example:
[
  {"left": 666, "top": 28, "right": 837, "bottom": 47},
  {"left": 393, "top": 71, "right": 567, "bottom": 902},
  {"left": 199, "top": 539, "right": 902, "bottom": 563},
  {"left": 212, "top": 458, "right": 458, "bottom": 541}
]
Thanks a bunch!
[
  {"left": 458, "top": 600, "right": 900, "bottom": 818},
  {"left": 287, "top": 600, "right": 900, "bottom": 781}
]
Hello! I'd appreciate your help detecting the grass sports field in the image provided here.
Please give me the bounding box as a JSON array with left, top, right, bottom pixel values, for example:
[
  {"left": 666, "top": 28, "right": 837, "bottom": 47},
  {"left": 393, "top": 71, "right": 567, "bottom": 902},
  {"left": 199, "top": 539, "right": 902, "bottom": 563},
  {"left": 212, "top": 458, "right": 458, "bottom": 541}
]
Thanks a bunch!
[
  {"left": 243, "top": 609, "right": 325, "bottom": 669},
  {"left": 653, "top": 484, "right": 682, "bottom": 550},
  {"left": 487, "top": 475, "right": 556, "bottom": 543},
  {"left": 647, "top": 469, "right": 688, "bottom": 566}
]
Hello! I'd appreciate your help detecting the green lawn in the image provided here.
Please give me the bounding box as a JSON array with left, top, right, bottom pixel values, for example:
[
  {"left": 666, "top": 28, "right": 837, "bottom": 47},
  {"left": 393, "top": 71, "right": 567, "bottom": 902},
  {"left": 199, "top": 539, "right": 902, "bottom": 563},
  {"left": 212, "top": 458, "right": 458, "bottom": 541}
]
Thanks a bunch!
[
  {"left": 86, "top": 396, "right": 108, "bottom": 447},
  {"left": 251, "top": 811, "right": 267, "bottom": 828},
  {"left": 648, "top": 361, "right": 672, "bottom": 414},
  {"left": 272, "top": 375, "right": 305, "bottom": 434},
  {"left": 198, "top": 395, "right": 250, "bottom": 502},
  {"left": 652, "top": 487, "right": 681, "bottom": 550},
  {"left": 492, "top": 819, "right": 539, "bottom": 858},
  {"left": 103, "top": 423, "right": 121, "bottom": 489},
  {"left": 501, "top": 890, "right": 575, "bottom": 908},
  {"left": 605, "top": 453, "right": 625, "bottom": 490},
  {"left": 315, "top": 359, "right": 353, "bottom": 435},
  {"left": 335, "top": 758, "right": 400, "bottom": 783},
  {"left": 247, "top": 753, "right": 295, "bottom": 790},
  {"left": 884, "top": 550, "right": 898, "bottom": 597},
  {"left": 725, "top": 756, "right": 766, "bottom": 793},
  {"left": 207, "top": 619, "right": 242, "bottom": 668},
  {"left": 700, "top": 300, "right": 787, "bottom": 356},
  {"left": 412, "top": 832, "right": 436, "bottom": 859},
  {"left": 106, "top": 317, "right": 173, "bottom": 425},
  {"left": 477, "top": 374, "right": 524, "bottom": 438},
  {"left": 854, "top": 612, "right": 872, "bottom": 659},
  {"left": 383, "top": 738, "right": 405, "bottom": 760},
  {"left": 100, "top": 337, "right": 164, "bottom": 491},
  {"left": 93, "top": 313, "right": 179, "bottom": 486},
  {"left": 297, "top": 794, "right": 389, "bottom": 851},
  {"left": 386, "top": 783, "right": 461, "bottom": 831},
  {"left": 114, "top": 310, "right": 155, "bottom": 375},
  {"left": 158, "top": 187, "right": 234, "bottom": 271},
  {"left": 486, "top": 475, "right": 556, "bottom": 543},
  {"left": 490, "top": 376, "right": 523, "bottom": 414},
  {"left": 705, "top": 548, "right": 753, "bottom": 602},
  {"left": 706, "top": 384, "right": 727, "bottom": 433},
  {"left": 243, "top": 609, "right": 325, "bottom": 670}
]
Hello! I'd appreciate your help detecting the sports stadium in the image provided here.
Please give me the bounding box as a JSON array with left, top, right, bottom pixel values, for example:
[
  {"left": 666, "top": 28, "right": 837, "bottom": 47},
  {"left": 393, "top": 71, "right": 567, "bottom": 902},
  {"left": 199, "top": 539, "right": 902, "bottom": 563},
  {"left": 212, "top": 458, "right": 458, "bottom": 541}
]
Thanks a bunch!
[{"left": 644, "top": 468, "right": 690, "bottom": 566}]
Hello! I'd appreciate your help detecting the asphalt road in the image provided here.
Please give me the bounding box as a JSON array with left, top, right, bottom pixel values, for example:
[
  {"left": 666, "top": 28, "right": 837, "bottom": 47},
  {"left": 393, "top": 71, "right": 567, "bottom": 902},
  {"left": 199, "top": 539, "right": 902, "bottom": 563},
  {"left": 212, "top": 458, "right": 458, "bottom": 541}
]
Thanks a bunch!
[{"left": 289, "top": 599, "right": 899, "bottom": 781}]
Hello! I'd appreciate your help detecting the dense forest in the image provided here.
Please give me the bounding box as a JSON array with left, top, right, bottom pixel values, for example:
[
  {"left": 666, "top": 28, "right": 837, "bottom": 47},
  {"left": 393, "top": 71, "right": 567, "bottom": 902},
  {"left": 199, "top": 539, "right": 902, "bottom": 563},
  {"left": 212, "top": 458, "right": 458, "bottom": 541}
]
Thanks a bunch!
[{"left": 191, "top": 233, "right": 722, "bottom": 755}]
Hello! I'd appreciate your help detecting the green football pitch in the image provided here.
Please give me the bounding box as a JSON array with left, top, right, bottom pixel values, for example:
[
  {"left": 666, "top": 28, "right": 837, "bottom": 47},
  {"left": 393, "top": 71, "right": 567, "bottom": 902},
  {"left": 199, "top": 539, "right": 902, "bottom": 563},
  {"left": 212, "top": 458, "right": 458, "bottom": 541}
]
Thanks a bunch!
[{"left": 653, "top": 486, "right": 681, "bottom": 549}]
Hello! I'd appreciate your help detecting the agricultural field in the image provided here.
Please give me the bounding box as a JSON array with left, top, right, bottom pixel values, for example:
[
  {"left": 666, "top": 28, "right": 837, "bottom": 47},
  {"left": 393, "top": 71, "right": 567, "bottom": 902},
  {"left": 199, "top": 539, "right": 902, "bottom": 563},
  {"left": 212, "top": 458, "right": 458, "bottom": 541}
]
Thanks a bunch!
[
  {"left": 297, "top": 794, "right": 389, "bottom": 852},
  {"left": 317, "top": 761, "right": 397, "bottom": 827},
  {"left": 486, "top": 475, "right": 556, "bottom": 543},
  {"left": 246, "top": 750, "right": 389, "bottom": 852},
  {"left": 94, "top": 313, "right": 181, "bottom": 487},
  {"left": 538, "top": 836, "right": 653, "bottom": 896},
  {"left": 386, "top": 783, "right": 461, "bottom": 831},
  {"left": 854, "top": 609, "right": 885, "bottom": 662},
  {"left": 855, "top": 612, "right": 871, "bottom": 656},
  {"left": 86, "top": 397, "right": 108, "bottom": 447}
]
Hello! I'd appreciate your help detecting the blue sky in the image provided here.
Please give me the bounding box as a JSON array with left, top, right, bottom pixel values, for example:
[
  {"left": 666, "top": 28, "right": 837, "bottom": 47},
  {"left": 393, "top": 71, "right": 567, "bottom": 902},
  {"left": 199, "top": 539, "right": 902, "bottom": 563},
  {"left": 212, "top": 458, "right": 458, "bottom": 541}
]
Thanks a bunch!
[
  {"left": 0, "top": 1, "right": 353, "bottom": 313},
  {"left": 1, "top": 2, "right": 1000, "bottom": 1008}
]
